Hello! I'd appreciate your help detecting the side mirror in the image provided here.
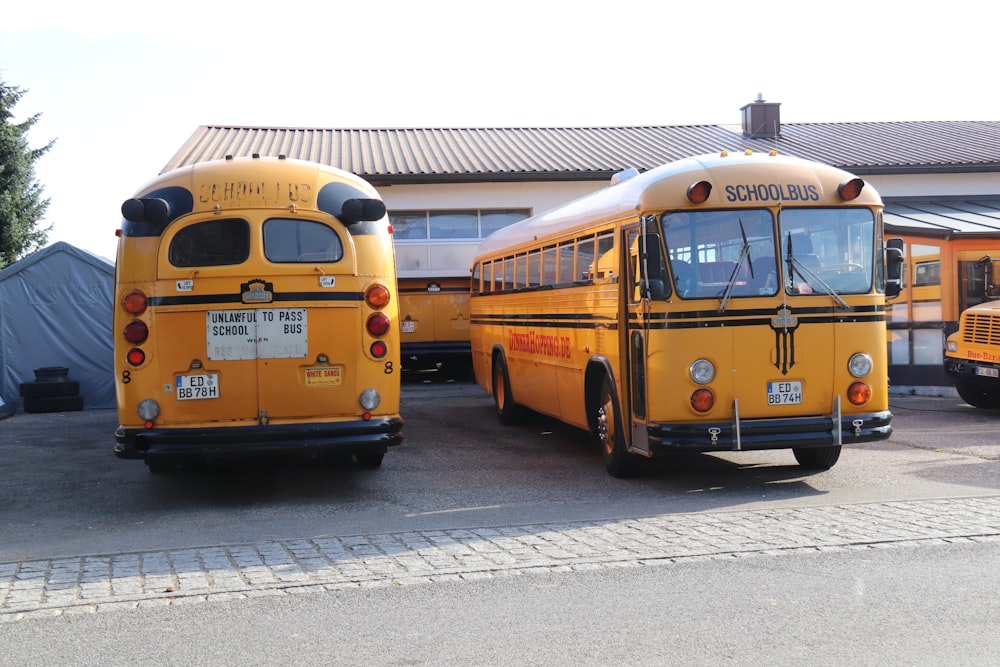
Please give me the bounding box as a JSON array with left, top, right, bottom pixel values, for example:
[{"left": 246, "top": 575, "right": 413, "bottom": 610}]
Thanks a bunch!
[
  {"left": 885, "top": 238, "right": 904, "bottom": 298},
  {"left": 641, "top": 232, "right": 667, "bottom": 300}
]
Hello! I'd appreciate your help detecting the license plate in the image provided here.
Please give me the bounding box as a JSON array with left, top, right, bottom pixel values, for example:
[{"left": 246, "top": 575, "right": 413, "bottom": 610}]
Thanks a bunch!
[
  {"left": 975, "top": 366, "right": 999, "bottom": 378},
  {"left": 767, "top": 380, "right": 802, "bottom": 405},
  {"left": 401, "top": 320, "right": 416, "bottom": 333},
  {"left": 176, "top": 373, "right": 220, "bottom": 400},
  {"left": 304, "top": 366, "right": 343, "bottom": 386}
]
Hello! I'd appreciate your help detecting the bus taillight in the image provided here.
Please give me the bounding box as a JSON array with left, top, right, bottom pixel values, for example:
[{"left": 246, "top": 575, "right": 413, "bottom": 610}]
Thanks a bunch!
[
  {"left": 847, "top": 382, "right": 872, "bottom": 406},
  {"left": 366, "top": 312, "right": 390, "bottom": 337},
  {"left": 690, "top": 388, "right": 714, "bottom": 413},
  {"left": 370, "top": 341, "right": 388, "bottom": 358},
  {"left": 122, "top": 290, "right": 148, "bottom": 315},
  {"left": 365, "top": 283, "right": 391, "bottom": 309},
  {"left": 124, "top": 320, "right": 149, "bottom": 344},
  {"left": 126, "top": 348, "right": 146, "bottom": 366}
]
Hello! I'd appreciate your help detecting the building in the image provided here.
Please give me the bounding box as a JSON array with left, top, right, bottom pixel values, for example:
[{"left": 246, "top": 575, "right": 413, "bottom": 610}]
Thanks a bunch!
[{"left": 162, "top": 100, "right": 1000, "bottom": 393}]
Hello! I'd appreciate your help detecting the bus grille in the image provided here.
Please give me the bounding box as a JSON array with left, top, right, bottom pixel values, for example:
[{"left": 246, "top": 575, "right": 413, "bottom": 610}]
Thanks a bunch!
[{"left": 963, "top": 313, "right": 1000, "bottom": 345}]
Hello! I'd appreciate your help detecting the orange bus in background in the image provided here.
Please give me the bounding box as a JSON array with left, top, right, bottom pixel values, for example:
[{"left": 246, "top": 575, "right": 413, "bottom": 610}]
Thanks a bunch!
[{"left": 113, "top": 155, "right": 403, "bottom": 471}]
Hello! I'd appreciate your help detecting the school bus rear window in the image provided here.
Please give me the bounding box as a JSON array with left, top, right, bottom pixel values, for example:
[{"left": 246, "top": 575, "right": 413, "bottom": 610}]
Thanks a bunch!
[
  {"left": 169, "top": 218, "right": 250, "bottom": 267},
  {"left": 263, "top": 218, "right": 344, "bottom": 263}
]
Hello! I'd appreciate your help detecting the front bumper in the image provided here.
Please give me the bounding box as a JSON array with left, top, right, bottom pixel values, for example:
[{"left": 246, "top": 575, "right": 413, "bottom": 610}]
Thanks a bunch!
[
  {"left": 943, "top": 358, "right": 1000, "bottom": 387},
  {"left": 647, "top": 409, "right": 892, "bottom": 455}
]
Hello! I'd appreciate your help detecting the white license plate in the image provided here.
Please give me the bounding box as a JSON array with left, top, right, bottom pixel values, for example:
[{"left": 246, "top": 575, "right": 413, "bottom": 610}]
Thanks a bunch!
[
  {"left": 401, "top": 320, "right": 416, "bottom": 333},
  {"left": 176, "top": 373, "right": 220, "bottom": 400},
  {"left": 767, "top": 380, "right": 802, "bottom": 405},
  {"left": 975, "top": 366, "right": 999, "bottom": 378}
]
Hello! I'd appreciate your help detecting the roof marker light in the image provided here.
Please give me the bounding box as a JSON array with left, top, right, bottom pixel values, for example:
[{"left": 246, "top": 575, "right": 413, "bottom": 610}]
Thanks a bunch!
[
  {"left": 837, "top": 177, "right": 865, "bottom": 201},
  {"left": 686, "top": 181, "right": 713, "bottom": 204}
]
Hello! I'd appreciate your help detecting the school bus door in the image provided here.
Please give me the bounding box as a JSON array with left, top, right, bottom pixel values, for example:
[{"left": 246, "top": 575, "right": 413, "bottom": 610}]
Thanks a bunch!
[{"left": 624, "top": 225, "right": 651, "bottom": 456}]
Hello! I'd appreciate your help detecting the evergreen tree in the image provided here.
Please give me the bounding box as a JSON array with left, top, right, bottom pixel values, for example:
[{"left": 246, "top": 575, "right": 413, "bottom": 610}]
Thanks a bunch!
[{"left": 0, "top": 77, "right": 54, "bottom": 269}]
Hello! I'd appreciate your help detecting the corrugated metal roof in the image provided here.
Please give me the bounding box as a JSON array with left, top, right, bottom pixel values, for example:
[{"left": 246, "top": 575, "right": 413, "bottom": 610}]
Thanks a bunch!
[
  {"left": 164, "top": 121, "right": 1000, "bottom": 182},
  {"left": 884, "top": 199, "right": 1000, "bottom": 237}
]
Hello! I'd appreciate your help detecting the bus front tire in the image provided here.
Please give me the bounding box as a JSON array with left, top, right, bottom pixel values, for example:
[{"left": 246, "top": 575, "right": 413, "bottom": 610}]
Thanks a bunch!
[
  {"left": 954, "top": 382, "right": 1000, "bottom": 409},
  {"left": 793, "top": 445, "right": 841, "bottom": 470},
  {"left": 492, "top": 356, "right": 522, "bottom": 425},
  {"left": 596, "top": 377, "right": 641, "bottom": 478}
]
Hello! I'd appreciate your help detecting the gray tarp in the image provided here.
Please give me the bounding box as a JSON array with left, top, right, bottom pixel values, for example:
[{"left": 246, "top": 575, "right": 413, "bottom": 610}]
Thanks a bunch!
[{"left": 0, "top": 242, "right": 115, "bottom": 410}]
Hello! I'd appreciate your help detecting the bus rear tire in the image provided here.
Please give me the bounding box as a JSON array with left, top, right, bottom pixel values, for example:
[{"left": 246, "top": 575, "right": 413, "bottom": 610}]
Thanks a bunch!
[
  {"left": 793, "top": 445, "right": 841, "bottom": 470},
  {"left": 356, "top": 452, "right": 385, "bottom": 468},
  {"left": 492, "top": 355, "right": 522, "bottom": 425},
  {"left": 596, "top": 377, "right": 641, "bottom": 478}
]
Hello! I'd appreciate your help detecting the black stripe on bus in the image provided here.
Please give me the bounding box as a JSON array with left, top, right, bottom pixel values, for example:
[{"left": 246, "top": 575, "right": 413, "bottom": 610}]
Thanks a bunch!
[
  {"left": 149, "top": 292, "right": 365, "bottom": 307},
  {"left": 472, "top": 306, "right": 886, "bottom": 331}
]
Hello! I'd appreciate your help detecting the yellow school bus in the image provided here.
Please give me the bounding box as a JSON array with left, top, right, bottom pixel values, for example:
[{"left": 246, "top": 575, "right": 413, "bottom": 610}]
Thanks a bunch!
[
  {"left": 471, "top": 151, "right": 901, "bottom": 477},
  {"left": 113, "top": 155, "right": 403, "bottom": 471}
]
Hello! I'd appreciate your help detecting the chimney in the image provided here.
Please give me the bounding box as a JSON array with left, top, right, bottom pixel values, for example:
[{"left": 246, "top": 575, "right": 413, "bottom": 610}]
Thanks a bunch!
[{"left": 741, "top": 94, "right": 781, "bottom": 138}]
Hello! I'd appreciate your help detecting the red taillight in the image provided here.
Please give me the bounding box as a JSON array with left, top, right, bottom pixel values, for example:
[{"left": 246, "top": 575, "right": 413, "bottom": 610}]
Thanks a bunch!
[
  {"left": 847, "top": 382, "right": 871, "bottom": 406},
  {"left": 837, "top": 177, "right": 865, "bottom": 201},
  {"left": 126, "top": 348, "right": 146, "bottom": 366},
  {"left": 122, "top": 290, "right": 148, "bottom": 315},
  {"left": 123, "top": 320, "right": 149, "bottom": 344},
  {"left": 366, "top": 312, "right": 390, "bottom": 337},
  {"left": 690, "top": 388, "right": 714, "bottom": 413},
  {"left": 370, "top": 341, "right": 387, "bottom": 358},
  {"left": 686, "top": 180, "right": 712, "bottom": 204},
  {"left": 365, "top": 283, "right": 390, "bottom": 309}
]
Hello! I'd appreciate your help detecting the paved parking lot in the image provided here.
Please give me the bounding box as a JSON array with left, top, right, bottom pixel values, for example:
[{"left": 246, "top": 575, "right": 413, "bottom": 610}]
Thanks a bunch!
[{"left": 4, "top": 496, "right": 999, "bottom": 622}]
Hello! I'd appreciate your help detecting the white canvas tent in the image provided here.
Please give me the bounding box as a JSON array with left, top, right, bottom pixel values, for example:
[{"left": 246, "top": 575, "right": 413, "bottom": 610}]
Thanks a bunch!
[{"left": 0, "top": 242, "right": 115, "bottom": 411}]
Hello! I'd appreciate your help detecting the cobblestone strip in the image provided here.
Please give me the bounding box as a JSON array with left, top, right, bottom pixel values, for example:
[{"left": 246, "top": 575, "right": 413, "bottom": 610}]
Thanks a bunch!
[{"left": 3, "top": 497, "right": 998, "bottom": 622}]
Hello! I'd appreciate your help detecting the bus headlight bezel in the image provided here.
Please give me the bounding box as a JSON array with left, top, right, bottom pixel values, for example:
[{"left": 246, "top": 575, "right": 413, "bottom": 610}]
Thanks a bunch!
[{"left": 848, "top": 353, "right": 873, "bottom": 378}]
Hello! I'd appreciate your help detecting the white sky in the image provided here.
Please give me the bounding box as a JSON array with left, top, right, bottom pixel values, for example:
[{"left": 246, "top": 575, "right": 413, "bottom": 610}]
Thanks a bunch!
[{"left": 1, "top": 1, "right": 996, "bottom": 261}]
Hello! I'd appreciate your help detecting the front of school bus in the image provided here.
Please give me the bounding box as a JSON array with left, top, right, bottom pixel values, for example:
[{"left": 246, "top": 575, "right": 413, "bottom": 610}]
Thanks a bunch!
[
  {"left": 112, "top": 155, "right": 402, "bottom": 470},
  {"left": 634, "top": 151, "right": 894, "bottom": 469}
]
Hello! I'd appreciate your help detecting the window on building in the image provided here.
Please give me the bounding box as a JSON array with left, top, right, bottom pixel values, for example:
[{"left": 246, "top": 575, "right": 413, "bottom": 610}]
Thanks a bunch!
[{"left": 389, "top": 209, "right": 530, "bottom": 240}]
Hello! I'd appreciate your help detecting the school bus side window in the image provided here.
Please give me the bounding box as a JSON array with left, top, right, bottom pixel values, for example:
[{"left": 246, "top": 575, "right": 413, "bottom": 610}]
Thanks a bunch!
[
  {"left": 169, "top": 218, "right": 250, "bottom": 267},
  {"left": 263, "top": 218, "right": 344, "bottom": 263}
]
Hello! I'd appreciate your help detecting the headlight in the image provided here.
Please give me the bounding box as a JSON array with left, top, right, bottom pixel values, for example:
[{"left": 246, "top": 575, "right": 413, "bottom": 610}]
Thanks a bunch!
[
  {"left": 690, "top": 359, "right": 715, "bottom": 384},
  {"left": 946, "top": 341, "right": 957, "bottom": 353},
  {"left": 848, "top": 353, "right": 873, "bottom": 378}
]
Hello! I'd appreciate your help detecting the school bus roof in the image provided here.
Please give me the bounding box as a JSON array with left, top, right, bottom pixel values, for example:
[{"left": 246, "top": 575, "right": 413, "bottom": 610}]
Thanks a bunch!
[{"left": 474, "top": 151, "right": 882, "bottom": 258}]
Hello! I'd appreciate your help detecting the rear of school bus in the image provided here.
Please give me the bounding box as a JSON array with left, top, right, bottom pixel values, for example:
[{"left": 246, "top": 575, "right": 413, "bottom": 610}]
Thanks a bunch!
[{"left": 113, "top": 155, "right": 403, "bottom": 471}]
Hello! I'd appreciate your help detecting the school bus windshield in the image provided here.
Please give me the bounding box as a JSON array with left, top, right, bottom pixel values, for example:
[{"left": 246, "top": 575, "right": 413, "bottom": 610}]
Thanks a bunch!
[{"left": 662, "top": 207, "right": 875, "bottom": 300}]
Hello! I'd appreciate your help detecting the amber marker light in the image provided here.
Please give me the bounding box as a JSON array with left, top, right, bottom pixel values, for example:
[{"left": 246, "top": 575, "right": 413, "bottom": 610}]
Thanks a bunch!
[
  {"left": 365, "top": 283, "right": 390, "bottom": 309},
  {"left": 686, "top": 181, "right": 713, "bottom": 204},
  {"left": 847, "top": 382, "right": 872, "bottom": 406},
  {"left": 837, "top": 177, "right": 865, "bottom": 201},
  {"left": 122, "top": 290, "right": 148, "bottom": 315},
  {"left": 691, "top": 388, "right": 715, "bottom": 413}
]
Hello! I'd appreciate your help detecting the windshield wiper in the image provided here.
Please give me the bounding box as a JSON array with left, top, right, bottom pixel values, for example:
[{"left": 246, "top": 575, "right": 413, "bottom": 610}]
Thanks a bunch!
[
  {"left": 719, "top": 220, "right": 755, "bottom": 312},
  {"left": 784, "top": 234, "right": 849, "bottom": 309}
]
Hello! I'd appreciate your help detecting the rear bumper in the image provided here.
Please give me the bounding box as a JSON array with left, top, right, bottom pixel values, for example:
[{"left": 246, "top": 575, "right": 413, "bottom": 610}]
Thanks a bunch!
[
  {"left": 114, "top": 416, "right": 403, "bottom": 462},
  {"left": 402, "top": 341, "right": 471, "bottom": 369},
  {"left": 647, "top": 410, "right": 892, "bottom": 455}
]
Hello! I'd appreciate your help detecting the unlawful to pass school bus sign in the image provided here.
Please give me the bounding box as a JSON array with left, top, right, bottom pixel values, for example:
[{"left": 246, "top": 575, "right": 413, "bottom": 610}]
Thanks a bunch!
[{"left": 206, "top": 308, "right": 308, "bottom": 360}]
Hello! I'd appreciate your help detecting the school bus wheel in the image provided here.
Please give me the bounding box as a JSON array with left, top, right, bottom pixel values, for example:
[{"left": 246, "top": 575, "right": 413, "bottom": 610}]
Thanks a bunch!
[
  {"left": 792, "top": 445, "right": 841, "bottom": 470},
  {"left": 596, "top": 376, "right": 641, "bottom": 478},
  {"left": 492, "top": 353, "right": 522, "bottom": 425}
]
